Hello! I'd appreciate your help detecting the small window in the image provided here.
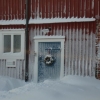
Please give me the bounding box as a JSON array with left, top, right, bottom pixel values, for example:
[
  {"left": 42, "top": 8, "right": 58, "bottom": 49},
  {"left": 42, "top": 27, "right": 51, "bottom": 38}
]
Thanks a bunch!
[
  {"left": 13, "top": 35, "right": 21, "bottom": 53},
  {"left": 4, "top": 35, "right": 11, "bottom": 53}
]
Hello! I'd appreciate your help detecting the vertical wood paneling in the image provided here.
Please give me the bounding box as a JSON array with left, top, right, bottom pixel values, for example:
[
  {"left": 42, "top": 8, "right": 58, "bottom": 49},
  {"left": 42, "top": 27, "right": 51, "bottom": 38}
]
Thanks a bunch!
[
  {"left": 0, "top": 59, "right": 25, "bottom": 79},
  {"left": 6, "top": 0, "right": 9, "bottom": 20},
  {"left": 94, "top": 0, "right": 99, "bottom": 17},
  {"left": 93, "top": 33, "right": 96, "bottom": 76},
  {"left": 65, "top": 26, "right": 69, "bottom": 75},
  {"left": 0, "top": 0, "right": 99, "bottom": 20},
  {"left": 18, "top": 0, "right": 21, "bottom": 19},
  {"left": 74, "top": 0, "right": 78, "bottom": 17},
  {"left": 72, "top": 28, "right": 74, "bottom": 75},
  {"left": 0, "top": 22, "right": 96, "bottom": 80},
  {"left": 66, "top": 0, "right": 69, "bottom": 17},
  {"left": 9, "top": 0, "right": 12, "bottom": 19},
  {"left": 78, "top": 0, "right": 81, "bottom": 17},
  {"left": 28, "top": 22, "right": 96, "bottom": 79},
  {"left": 70, "top": 0, "right": 73, "bottom": 18}
]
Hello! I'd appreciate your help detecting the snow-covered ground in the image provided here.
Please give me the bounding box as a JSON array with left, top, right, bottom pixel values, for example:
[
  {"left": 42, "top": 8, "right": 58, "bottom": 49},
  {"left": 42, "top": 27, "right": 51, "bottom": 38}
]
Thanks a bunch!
[{"left": 0, "top": 75, "right": 100, "bottom": 100}]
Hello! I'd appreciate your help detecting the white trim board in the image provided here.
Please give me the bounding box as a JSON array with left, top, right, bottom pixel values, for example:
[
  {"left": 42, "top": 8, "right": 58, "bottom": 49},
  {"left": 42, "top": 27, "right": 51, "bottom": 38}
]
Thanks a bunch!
[{"left": 33, "top": 36, "right": 65, "bottom": 82}]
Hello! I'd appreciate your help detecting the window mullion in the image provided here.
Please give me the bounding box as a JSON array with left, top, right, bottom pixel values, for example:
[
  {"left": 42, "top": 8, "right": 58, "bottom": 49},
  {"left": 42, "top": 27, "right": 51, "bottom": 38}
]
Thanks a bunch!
[{"left": 11, "top": 35, "right": 13, "bottom": 53}]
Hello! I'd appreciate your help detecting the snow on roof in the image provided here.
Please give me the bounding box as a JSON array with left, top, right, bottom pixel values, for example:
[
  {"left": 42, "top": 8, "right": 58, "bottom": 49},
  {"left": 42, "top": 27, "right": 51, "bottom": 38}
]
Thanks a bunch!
[
  {"left": 0, "top": 29, "right": 25, "bottom": 31},
  {"left": 0, "top": 17, "right": 95, "bottom": 25},
  {"left": 0, "top": 19, "right": 26, "bottom": 25},
  {"left": 29, "top": 17, "right": 95, "bottom": 24}
]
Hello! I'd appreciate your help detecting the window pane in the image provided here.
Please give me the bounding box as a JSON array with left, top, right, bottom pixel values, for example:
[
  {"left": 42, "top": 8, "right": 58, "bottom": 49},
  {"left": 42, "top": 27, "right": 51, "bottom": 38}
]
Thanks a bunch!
[
  {"left": 13, "top": 35, "right": 21, "bottom": 53},
  {"left": 4, "top": 35, "right": 11, "bottom": 53}
]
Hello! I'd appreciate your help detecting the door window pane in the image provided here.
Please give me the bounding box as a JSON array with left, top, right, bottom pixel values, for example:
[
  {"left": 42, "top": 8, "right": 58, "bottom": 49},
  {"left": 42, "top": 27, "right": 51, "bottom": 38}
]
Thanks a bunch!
[
  {"left": 4, "top": 35, "right": 11, "bottom": 53},
  {"left": 13, "top": 35, "right": 21, "bottom": 53}
]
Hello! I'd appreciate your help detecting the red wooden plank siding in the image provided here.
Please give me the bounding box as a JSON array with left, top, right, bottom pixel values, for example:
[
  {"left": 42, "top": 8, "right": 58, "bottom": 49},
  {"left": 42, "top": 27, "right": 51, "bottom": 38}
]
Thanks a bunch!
[
  {"left": 32, "top": 0, "right": 35, "bottom": 19},
  {"left": 62, "top": 0, "right": 66, "bottom": 18},
  {"left": 78, "top": 0, "right": 81, "bottom": 18},
  {"left": 46, "top": 0, "right": 48, "bottom": 18},
  {"left": 56, "top": 0, "right": 58, "bottom": 17},
  {"left": 4, "top": 0, "right": 7, "bottom": 20},
  {"left": 44, "top": 0, "right": 47, "bottom": 18},
  {"left": 11, "top": 0, "right": 13, "bottom": 19},
  {"left": 17, "top": 0, "right": 19, "bottom": 19},
  {"left": 0, "top": 0, "right": 1, "bottom": 19},
  {"left": 49, "top": 0, "right": 52, "bottom": 18},
  {"left": 80, "top": 0, "right": 82, "bottom": 17},
  {"left": 72, "top": 0, "right": 75, "bottom": 17},
  {"left": 66, "top": 0, "right": 69, "bottom": 18},
  {"left": 61, "top": 0, "right": 63, "bottom": 18},
  {"left": 50, "top": 0, "right": 53, "bottom": 18},
  {"left": 57, "top": 0, "right": 60, "bottom": 18},
  {"left": 74, "top": 0, "right": 78, "bottom": 18},
  {"left": 81, "top": 0, "right": 84, "bottom": 17},
  {"left": 48, "top": 0, "right": 50, "bottom": 18},
  {"left": 14, "top": 0, "right": 17, "bottom": 19},
  {"left": 23, "top": 0, "right": 25, "bottom": 19},
  {"left": 0, "top": 0, "right": 99, "bottom": 20},
  {"left": 98, "top": 0, "right": 100, "bottom": 17},
  {"left": 6, "top": 0, "right": 8, "bottom": 20},
  {"left": 63, "top": 0, "right": 66, "bottom": 18},
  {"left": 90, "top": 0, "right": 92, "bottom": 17},
  {"left": 12, "top": 0, "right": 15, "bottom": 19},
  {"left": 53, "top": 0, "right": 55, "bottom": 18},
  {"left": 68, "top": 0, "right": 70, "bottom": 17},
  {"left": 39, "top": 0, "right": 42, "bottom": 18},
  {"left": 86, "top": 0, "right": 89, "bottom": 17},
  {"left": 56, "top": 0, "right": 59, "bottom": 18},
  {"left": 94, "top": 0, "right": 99, "bottom": 18},
  {"left": 86, "top": 0, "right": 90, "bottom": 18},
  {"left": 3, "top": 0, "right": 5, "bottom": 20},
  {"left": 37, "top": 0, "right": 39, "bottom": 18},
  {"left": 21, "top": 0, "right": 23, "bottom": 19},
  {"left": 70, "top": 0, "right": 73, "bottom": 18},
  {"left": 18, "top": 0, "right": 21, "bottom": 19},
  {"left": 48, "top": 0, "right": 51, "bottom": 18},
  {"left": 30, "top": 0, "right": 32, "bottom": 18},
  {"left": 9, "top": 0, "right": 12, "bottom": 20},
  {"left": 84, "top": 0, "right": 86, "bottom": 17},
  {"left": 42, "top": 0, "right": 45, "bottom": 18},
  {"left": 0, "top": 0, "right": 3, "bottom": 19},
  {"left": 35, "top": 0, "right": 37, "bottom": 18}
]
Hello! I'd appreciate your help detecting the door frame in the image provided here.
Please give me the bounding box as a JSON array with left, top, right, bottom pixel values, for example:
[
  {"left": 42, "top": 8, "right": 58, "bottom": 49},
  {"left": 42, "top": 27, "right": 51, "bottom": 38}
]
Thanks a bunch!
[{"left": 33, "top": 36, "right": 65, "bottom": 82}]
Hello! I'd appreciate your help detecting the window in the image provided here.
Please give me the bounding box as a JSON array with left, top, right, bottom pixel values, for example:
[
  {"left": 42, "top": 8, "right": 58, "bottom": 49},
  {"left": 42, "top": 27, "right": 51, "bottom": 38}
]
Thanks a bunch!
[
  {"left": 13, "top": 35, "right": 21, "bottom": 53},
  {"left": 3, "top": 35, "right": 21, "bottom": 53},
  {"left": 0, "top": 30, "right": 25, "bottom": 59},
  {"left": 4, "top": 35, "right": 11, "bottom": 53}
]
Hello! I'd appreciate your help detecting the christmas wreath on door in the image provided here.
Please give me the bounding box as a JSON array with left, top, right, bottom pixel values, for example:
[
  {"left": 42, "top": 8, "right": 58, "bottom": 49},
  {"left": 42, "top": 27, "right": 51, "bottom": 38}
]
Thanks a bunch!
[{"left": 44, "top": 55, "right": 55, "bottom": 65}]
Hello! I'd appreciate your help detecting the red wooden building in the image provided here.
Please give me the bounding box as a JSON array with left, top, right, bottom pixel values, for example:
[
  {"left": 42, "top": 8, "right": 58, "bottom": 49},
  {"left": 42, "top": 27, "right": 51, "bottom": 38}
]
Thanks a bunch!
[{"left": 0, "top": 0, "right": 100, "bottom": 82}]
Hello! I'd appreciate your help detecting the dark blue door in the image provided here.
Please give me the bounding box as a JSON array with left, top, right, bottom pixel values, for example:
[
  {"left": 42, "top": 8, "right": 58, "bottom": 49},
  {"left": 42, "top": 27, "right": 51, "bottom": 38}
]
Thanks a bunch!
[{"left": 38, "top": 42, "right": 61, "bottom": 82}]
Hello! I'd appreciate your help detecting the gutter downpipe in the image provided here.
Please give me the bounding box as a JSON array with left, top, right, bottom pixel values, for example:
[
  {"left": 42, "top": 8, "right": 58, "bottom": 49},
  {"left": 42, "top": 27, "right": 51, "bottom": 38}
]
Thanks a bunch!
[{"left": 25, "top": 0, "right": 29, "bottom": 82}]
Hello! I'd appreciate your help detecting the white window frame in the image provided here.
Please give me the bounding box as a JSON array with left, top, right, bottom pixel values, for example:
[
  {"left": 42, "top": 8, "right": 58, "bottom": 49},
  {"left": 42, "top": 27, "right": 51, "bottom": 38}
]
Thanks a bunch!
[
  {"left": 0, "top": 29, "right": 25, "bottom": 59},
  {"left": 33, "top": 36, "right": 65, "bottom": 82}
]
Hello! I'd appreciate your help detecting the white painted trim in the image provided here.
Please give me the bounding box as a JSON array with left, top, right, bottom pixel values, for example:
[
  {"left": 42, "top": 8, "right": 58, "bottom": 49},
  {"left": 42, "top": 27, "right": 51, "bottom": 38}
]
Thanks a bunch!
[
  {"left": 34, "top": 36, "right": 65, "bottom": 39},
  {"left": 0, "top": 30, "right": 25, "bottom": 59},
  {"left": 34, "top": 36, "right": 65, "bottom": 82}
]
